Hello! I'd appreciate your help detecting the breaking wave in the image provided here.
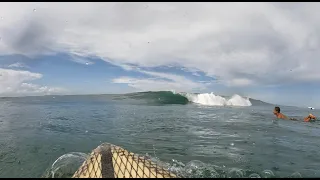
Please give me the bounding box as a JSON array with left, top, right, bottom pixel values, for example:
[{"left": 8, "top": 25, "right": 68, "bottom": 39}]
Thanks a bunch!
[
  {"left": 184, "top": 93, "right": 252, "bottom": 106},
  {"left": 125, "top": 91, "right": 253, "bottom": 107}
]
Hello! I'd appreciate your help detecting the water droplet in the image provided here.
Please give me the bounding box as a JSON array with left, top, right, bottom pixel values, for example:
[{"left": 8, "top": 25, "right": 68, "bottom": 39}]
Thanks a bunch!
[
  {"left": 0, "top": 17, "right": 3, "bottom": 20},
  {"left": 33, "top": 8, "right": 36, "bottom": 12},
  {"left": 261, "top": 170, "right": 275, "bottom": 178},
  {"left": 85, "top": 62, "right": 89, "bottom": 65},
  {"left": 249, "top": 173, "right": 261, "bottom": 178},
  {"left": 227, "top": 168, "right": 244, "bottom": 178},
  {"left": 252, "top": 142, "right": 255, "bottom": 145},
  {"left": 184, "top": 160, "right": 205, "bottom": 175},
  {"left": 230, "top": 143, "right": 234, "bottom": 146},
  {"left": 148, "top": 42, "right": 150, "bottom": 43},
  {"left": 85, "top": 130, "right": 88, "bottom": 133},
  {"left": 290, "top": 172, "right": 301, "bottom": 178}
]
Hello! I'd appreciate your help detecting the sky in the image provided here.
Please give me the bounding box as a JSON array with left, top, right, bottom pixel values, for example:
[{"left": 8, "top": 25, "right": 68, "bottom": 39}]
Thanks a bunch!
[{"left": 0, "top": 2, "right": 320, "bottom": 108}]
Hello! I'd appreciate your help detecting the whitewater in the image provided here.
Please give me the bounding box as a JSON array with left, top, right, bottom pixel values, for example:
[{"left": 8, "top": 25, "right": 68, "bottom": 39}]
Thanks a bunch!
[{"left": 181, "top": 92, "right": 252, "bottom": 107}]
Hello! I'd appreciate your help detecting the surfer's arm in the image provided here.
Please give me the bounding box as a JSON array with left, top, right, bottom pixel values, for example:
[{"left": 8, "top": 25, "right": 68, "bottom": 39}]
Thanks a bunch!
[
  {"left": 282, "top": 114, "right": 289, "bottom": 120},
  {"left": 283, "top": 114, "right": 297, "bottom": 121},
  {"left": 304, "top": 117, "right": 310, "bottom": 122}
]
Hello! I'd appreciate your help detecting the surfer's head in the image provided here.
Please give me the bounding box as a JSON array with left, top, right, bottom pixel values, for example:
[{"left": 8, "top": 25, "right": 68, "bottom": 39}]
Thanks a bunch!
[{"left": 274, "top": 107, "right": 280, "bottom": 115}]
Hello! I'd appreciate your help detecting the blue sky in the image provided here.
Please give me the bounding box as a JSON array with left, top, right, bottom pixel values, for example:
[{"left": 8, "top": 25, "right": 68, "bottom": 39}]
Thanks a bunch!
[{"left": 1, "top": 2, "right": 320, "bottom": 108}]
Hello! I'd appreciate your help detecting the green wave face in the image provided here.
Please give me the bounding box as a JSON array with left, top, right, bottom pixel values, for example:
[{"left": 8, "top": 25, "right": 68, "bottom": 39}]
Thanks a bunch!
[
  {"left": 122, "top": 91, "right": 270, "bottom": 106},
  {"left": 126, "top": 91, "right": 189, "bottom": 105}
]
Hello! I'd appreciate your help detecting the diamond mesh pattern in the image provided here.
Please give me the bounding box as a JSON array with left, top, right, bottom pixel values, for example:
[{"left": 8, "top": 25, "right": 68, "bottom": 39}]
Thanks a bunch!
[
  {"left": 72, "top": 143, "right": 177, "bottom": 178},
  {"left": 72, "top": 151, "right": 102, "bottom": 178}
]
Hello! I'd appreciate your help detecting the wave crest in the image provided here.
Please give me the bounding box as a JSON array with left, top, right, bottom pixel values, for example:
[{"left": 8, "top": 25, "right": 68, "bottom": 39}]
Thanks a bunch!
[
  {"left": 125, "top": 91, "right": 252, "bottom": 107},
  {"left": 184, "top": 93, "right": 252, "bottom": 107}
]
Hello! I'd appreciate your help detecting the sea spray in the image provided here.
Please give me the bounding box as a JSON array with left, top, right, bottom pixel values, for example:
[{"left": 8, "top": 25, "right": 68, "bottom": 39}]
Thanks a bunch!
[
  {"left": 126, "top": 91, "right": 252, "bottom": 106},
  {"left": 183, "top": 92, "right": 252, "bottom": 106},
  {"left": 42, "top": 152, "right": 88, "bottom": 178}
]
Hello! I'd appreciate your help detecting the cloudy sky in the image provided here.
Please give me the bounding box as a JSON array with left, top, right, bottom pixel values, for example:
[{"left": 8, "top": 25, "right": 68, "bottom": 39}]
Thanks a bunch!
[{"left": 0, "top": 2, "right": 319, "bottom": 107}]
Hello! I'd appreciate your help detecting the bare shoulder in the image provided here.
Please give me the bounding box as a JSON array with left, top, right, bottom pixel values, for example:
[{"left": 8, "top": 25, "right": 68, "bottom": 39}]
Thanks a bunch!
[{"left": 281, "top": 113, "right": 289, "bottom": 119}]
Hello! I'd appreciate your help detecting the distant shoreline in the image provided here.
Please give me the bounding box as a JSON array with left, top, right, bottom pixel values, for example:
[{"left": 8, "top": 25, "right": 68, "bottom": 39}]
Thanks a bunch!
[{"left": 0, "top": 91, "right": 303, "bottom": 109}]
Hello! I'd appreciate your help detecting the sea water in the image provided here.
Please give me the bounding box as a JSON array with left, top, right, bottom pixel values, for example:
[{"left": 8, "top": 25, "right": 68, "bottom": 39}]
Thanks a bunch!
[{"left": 0, "top": 92, "right": 319, "bottom": 178}]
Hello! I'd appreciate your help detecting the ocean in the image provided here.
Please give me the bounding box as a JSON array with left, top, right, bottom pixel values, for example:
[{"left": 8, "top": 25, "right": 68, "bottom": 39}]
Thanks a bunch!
[{"left": 0, "top": 91, "right": 319, "bottom": 178}]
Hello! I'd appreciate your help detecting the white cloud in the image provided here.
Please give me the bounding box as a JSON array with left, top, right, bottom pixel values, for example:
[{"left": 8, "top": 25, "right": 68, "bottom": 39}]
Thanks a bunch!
[
  {"left": 180, "top": 67, "right": 202, "bottom": 77},
  {"left": 112, "top": 70, "right": 205, "bottom": 92},
  {"left": 1, "top": 2, "right": 320, "bottom": 87},
  {"left": 111, "top": 64, "right": 208, "bottom": 92},
  {"left": 18, "top": 83, "right": 65, "bottom": 95},
  {"left": 8, "top": 62, "right": 28, "bottom": 68},
  {"left": 70, "top": 55, "right": 94, "bottom": 65},
  {"left": 113, "top": 77, "right": 197, "bottom": 92},
  {"left": 192, "top": 72, "right": 201, "bottom": 77},
  {"left": 0, "top": 68, "right": 65, "bottom": 96},
  {"left": 226, "top": 78, "right": 253, "bottom": 87}
]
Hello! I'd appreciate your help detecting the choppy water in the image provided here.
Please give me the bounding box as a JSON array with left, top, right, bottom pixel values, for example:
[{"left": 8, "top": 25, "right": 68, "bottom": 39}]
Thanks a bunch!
[{"left": 0, "top": 92, "right": 319, "bottom": 178}]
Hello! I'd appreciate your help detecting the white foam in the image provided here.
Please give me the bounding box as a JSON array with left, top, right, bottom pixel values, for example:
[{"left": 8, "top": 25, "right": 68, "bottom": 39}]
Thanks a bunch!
[{"left": 183, "top": 92, "right": 252, "bottom": 107}]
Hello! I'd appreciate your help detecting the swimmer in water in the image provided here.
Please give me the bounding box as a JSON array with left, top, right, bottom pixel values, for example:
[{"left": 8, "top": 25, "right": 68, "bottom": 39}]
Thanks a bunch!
[
  {"left": 304, "top": 113, "right": 317, "bottom": 122},
  {"left": 273, "top": 106, "right": 316, "bottom": 122},
  {"left": 273, "top": 106, "right": 290, "bottom": 120}
]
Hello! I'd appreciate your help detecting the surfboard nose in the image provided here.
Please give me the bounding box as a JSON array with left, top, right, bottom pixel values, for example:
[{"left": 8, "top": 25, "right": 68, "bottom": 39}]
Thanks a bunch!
[{"left": 72, "top": 143, "right": 178, "bottom": 178}]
